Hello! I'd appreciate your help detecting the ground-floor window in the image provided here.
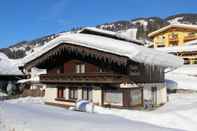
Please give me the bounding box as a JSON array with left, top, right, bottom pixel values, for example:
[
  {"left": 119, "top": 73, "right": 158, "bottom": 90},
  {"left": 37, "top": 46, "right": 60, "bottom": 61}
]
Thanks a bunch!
[
  {"left": 130, "top": 88, "right": 142, "bottom": 106},
  {"left": 82, "top": 87, "right": 92, "bottom": 101},
  {"left": 57, "top": 87, "right": 64, "bottom": 98},
  {"left": 103, "top": 89, "right": 123, "bottom": 106},
  {"left": 69, "top": 88, "right": 78, "bottom": 100}
]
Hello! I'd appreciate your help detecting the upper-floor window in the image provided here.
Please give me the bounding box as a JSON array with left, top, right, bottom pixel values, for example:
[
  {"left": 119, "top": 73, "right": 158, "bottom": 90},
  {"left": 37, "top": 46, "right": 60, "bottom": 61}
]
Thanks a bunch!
[
  {"left": 96, "top": 67, "right": 104, "bottom": 73},
  {"left": 75, "top": 64, "right": 85, "bottom": 73},
  {"left": 158, "top": 35, "right": 165, "bottom": 40}
]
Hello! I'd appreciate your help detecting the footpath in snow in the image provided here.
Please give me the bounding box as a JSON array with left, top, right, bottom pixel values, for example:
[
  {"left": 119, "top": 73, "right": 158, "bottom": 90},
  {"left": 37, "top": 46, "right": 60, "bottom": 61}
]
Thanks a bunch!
[{"left": 0, "top": 97, "right": 181, "bottom": 131}]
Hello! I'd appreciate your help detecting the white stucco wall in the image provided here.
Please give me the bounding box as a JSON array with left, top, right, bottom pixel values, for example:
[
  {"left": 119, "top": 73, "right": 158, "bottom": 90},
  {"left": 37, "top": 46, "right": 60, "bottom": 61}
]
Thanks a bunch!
[
  {"left": 141, "top": 83, "right": 167, "bottom": 106},
  {"left": 44, "top": 85, "right": 75, "bottom": 106},
  {"left": 44, "top": 85, "right": 57, "bottom": 103},
  {"left": 156, "top": 85, "right": 167, "bottom": 105},
  {"left": 64, "top": 88, "right": 69, "bottom": 100},
  {"left": 77, "top": 88, "right": 82, "bottom": 100},
  {"left": 92, "top": 87, "right": 102, "bottom": 105}
]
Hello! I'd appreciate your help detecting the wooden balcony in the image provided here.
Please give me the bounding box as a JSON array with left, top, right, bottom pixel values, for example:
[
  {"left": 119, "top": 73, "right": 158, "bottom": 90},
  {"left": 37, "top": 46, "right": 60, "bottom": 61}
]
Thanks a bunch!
[
  {"left": 40, "top": 73, "right": 128, "bottom": 84},
  {"left": 184, "top": 34, "right": 197, "bottom": 41},
  {"left": 168, "top": 35, "right": 179, "bottom": 42}
]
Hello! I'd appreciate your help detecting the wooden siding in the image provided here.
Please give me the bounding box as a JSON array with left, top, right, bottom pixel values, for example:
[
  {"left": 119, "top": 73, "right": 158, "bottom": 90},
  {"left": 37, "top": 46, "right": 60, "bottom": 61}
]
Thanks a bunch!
[
  {"left": 25, "top": 43, "right": 128, "bottom": 70},
  {"left": 42, "top": 59, "right": 164, "bottom": 84},
  {"left": 40, "top": 73, "right": 128, "bottom": 84},
  {"left": 22, "top": 42, "right": 164, "bottom": 84}
]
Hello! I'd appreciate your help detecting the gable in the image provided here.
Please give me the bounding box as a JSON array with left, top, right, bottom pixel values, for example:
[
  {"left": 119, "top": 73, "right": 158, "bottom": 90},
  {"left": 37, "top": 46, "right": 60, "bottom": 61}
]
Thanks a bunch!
[{"left": 25, "top": 43, "right": 129, "bottom": 71}]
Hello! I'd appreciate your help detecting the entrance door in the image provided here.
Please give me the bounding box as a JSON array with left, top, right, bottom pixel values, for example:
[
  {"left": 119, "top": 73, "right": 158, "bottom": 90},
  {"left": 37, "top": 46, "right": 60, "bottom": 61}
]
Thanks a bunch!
[
  {"left": 103, "top": 89, "right": 123, "bottom": 106},
  {"left": 130, "top": 88, "right": 142, "bottom": 106},
  {"left": 122, "top": 88, "right": 143, "bottom": 107},
  {"left": 151, "top": 87, "right": 157, "bottom": 105}
]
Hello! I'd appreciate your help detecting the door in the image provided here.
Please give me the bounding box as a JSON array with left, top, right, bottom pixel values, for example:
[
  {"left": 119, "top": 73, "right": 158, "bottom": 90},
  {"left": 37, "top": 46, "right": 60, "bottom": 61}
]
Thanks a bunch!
[
  {"left": 130, "top": 88, "right": 143, "bottom": 106},
  {"left": 151, "top": 87, "right": 157, "bottom": 105}
]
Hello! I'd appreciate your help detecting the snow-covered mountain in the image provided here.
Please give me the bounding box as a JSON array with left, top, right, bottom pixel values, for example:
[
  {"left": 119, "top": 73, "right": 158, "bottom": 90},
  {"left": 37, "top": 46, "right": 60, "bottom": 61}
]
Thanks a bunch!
[{"left": 1, "top": 13, "right": 197, "bottom": 59}]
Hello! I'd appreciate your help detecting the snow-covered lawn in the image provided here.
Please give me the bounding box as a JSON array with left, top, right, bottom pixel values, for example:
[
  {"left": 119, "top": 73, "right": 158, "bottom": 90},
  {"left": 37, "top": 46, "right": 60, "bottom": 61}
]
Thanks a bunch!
[
  {"left": 0, "top": 99, "right": 178, "bottom": 131},
  {"left": 1, "top": 94, "right": 196, "bottom": 131},
  {"left": 95, "top": 93, "right": 197, "bottom": 131}
]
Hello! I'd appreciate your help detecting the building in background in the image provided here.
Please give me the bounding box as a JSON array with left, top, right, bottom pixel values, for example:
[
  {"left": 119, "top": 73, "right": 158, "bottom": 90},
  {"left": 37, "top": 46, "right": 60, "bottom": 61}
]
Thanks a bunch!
[
  {"left": 148, "top": 24, "right": 197, "bottom": 48},
  {"left": 0, "top": 53, "right": 24, "bottom": 95},
  {"left": 148, "top": 24, "right": 197, "bottom": 64}
]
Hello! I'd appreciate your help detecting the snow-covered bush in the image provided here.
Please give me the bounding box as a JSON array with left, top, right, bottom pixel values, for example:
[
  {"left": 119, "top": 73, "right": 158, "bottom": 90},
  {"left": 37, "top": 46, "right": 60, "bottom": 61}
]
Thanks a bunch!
[{"left": 76, "top": 100, "right": 94, "bottom": 113}]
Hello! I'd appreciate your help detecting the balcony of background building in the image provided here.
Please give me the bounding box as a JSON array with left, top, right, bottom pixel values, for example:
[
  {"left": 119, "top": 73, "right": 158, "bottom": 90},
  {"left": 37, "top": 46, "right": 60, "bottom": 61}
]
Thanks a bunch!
[
  {"left": 184, "top": 32, "right": 197, "bottom": 41},
  {"left": 168, "top": 34, "right": 179, "bottom": 42}
]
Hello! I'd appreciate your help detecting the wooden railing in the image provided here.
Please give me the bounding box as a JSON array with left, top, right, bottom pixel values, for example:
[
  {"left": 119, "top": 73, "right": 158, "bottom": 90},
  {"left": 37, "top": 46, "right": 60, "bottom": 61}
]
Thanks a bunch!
[
  {"left": 168, "top": 34, "right": 179, "bottom": 41},
  {"left": 184, "top": 34, "right": 197, "bottom": 41},
  {"left": 40, "top": 73, "right": 128, "bottom": 84}
]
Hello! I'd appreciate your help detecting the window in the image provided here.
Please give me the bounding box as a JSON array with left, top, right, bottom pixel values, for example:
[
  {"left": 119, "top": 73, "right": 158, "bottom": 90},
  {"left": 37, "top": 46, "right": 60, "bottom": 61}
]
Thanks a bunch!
[
  {"left": 75, "top": 64, "right": 85, "bottom": 73},
  {"left": 104, "top": 89, "right": 123, "bottom": 106},
  {"left": 130, "top": 89, "right": 142, "bottom": 106},
  {"left": 188, "top": 32, "right": 195, "bottom": 36},
  {"left": 96, "top": 67, "right": 104, "bottom": 73},
  {"left": 69, "top": 88, "right": 78, "bottom": 100},
  {"left": 184, "top": 58, "right": 190, "bottom": 65},
  {"left": 57, "top": 87, "right": 64, "bottom": 98},
  {"left": 82, "top": 88, "right": 92, "bottom": 101},
  {"left": 56, "top": 65, "right": 64, "bottom": 74},
  {"left": 157, "top": 45, "right": 165, "bottom": 48},
  {"left": 151, "top": 87, "right": 157, "bottom": 105}
]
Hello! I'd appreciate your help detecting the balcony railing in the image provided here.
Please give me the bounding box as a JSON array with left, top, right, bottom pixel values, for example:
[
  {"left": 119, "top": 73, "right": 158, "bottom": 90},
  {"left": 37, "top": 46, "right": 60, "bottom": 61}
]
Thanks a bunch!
[
  {"left": 168, "top": 34, "right": 179, "bottom": 42},
  {"left": 184, "top": 34, "right": 197, "bottom": 41},
  {"left": 40, "top": 73, "right": 128, "bottom": 84}
]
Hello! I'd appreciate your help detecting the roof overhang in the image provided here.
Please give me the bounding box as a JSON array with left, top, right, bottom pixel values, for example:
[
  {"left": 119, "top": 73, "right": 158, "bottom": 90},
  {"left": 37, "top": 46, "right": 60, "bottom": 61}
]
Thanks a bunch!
[{"left": 21, "top": 33, "right": 184, "bottom": 70}]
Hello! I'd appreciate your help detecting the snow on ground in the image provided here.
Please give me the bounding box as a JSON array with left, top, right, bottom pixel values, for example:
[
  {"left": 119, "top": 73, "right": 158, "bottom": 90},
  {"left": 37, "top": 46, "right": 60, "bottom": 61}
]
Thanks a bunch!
[
  {"left": 0, "top": 97, "right": 179, "bottom": 131},
  {"left": 165, "top": 65, "right": 197, "bottom": 91},
  {"left": 95, "top": 93, "right": 197, "bottom": 131},
  {"left": 0, "top": 92, "right": 7, "bottom": 97},
  {"left": 166, "top": 73, "right": 197, "bottom": 90}
]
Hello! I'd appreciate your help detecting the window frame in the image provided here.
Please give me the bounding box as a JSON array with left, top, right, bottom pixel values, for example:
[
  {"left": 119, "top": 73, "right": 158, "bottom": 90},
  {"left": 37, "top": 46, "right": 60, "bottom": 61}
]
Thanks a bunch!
[
  {"left": 57, "top": 87, "right": 64, "bottom": 98},
  {"left": 82, "top": 87, "right": 92, "bottom": 101},
  {"left": 69, "top": 88, "right": 78, "bottom": 100},
  {"left": 75, "top": 63, "right": 86, "bottom": 74}
]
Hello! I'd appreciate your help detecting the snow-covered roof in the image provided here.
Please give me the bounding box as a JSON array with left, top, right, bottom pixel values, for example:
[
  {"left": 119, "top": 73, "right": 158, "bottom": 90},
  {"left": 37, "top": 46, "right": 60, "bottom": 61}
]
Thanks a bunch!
[
  {"left": 155, "top": 44, "right": 197, "bottom": 53},
  {"left": 148, "top": 24, "right": 197, "bottom": 37},
  {"left": 21, "top": 32, "right": 183, "bottom": 69},
  {"left": 0, "top": 53, "right": 22, "bottom": 75},
  {"left": 79, "top": 27, "right": 144, "bottom": 45},
  {"left": 79, "top": 27, "right": 116, "bottom": 36}
]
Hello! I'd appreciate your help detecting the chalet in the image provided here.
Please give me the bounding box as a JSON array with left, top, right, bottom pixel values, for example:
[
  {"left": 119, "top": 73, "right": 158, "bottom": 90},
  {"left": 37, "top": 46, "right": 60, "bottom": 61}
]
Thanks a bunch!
[
  {"left": 148, "top": 24, "right": 197, "bottom": 64},
  {"left": 0, "top": 53, "right": 24, "bottom": 95},
  {"left": 148, "top": 24, "right": 197, "bottom": 48},
  {"left": 20, "top": 28, "right": 183, "bottom": 108}
]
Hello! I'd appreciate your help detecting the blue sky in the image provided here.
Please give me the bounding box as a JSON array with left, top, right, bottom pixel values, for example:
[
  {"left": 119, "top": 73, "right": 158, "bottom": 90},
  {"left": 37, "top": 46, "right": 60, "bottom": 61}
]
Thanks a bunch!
[{"left": 0, "top": 0, "right": 197, "bottom": 48}]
